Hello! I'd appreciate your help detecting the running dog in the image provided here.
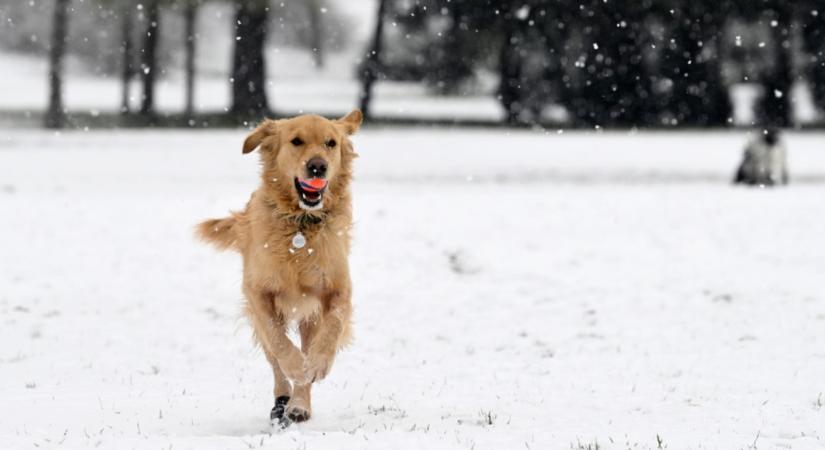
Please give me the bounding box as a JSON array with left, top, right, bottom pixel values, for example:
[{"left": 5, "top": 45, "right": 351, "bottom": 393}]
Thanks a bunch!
[{"left": 196, "top": 110, "right": 362, "bottom": 425}]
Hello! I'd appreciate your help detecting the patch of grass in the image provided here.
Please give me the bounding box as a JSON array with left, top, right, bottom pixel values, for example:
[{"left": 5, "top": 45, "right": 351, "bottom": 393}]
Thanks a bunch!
[
  {"left": 477, "top": 409, "right": 496, "bottom": 426},
  {"left": 570, "top": 439, "right": 600, "bottom": 450},
  {"left": 367, "top": 404, "right": 408, "bottom": 419},
  {"left": 656, "top": 434, "right": 666, "bottom": 449}
]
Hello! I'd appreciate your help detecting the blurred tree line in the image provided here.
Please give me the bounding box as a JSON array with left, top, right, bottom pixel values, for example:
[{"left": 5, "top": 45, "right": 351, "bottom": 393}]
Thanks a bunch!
[
  {"left": 2, "top": 0, "right": 823, "bottom": 128},
  {"left": 369, "top": 0, "right": 824, "bottom": 128},
  {"left": 0, "top": 0, "right": 347, "bottom": 127}
]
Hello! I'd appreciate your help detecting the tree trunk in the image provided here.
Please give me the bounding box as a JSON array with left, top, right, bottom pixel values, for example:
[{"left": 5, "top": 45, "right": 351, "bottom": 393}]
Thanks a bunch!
[
  {"left": 760, "top": 1, "right": 793, "bottom": 127},
  {"left": 45, "top": 0, "right": 70, "bottom": 129},
  {"left": 120, "top": 3, "right": 133, "bottom": 114},
  {"left": 184, "top": 1, "right": 197, "bottom": 119},
  {"left": 231, "top": 0, "right": 269, "bottom": 119},
  {"left": 497, "top": 6, "right": 524, "bottom": 125},
  {"left": 140, "top": 0, "right": 160, "bottom": 116},
  {"left": 358, "top": 0, "right": 387, "bottom": 120},
  {"left": 307, "top": 0, "right": 323, "bottom": 69},
  {"left": 427, "top": 4, "right": 471, "bottom": 95},
  {"left": 700, "top": 1, "right": 734, "bottom": 126},
  {"left": 800, "top": 0, "right": 825, "bottom": 111},
  {"left": 798, "top": 0, "right": 825, "bottom": 118}
]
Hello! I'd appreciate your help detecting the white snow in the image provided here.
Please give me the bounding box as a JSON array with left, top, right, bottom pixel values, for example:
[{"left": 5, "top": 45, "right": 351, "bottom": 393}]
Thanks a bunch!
[{"left": 1, "top": 129, "right": 824, "bottom": 449}]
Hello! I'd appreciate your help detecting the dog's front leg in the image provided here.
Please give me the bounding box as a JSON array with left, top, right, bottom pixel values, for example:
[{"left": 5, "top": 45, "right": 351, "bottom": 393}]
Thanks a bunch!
[
  {"left": 281, "top": 320, "right": 321, "bottom": 423},
  {"left": 303, "top": 289, "right": 352, "bottom": 383},
  {"left": 245, "top": 290, "right": 307, "bottom": 384}
]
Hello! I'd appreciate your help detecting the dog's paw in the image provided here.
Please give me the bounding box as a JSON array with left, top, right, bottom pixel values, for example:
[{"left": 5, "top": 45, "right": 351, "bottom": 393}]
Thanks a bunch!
[
  {"left": 304, "top": 350, "right": 335, "bottom": 383},
  {"left": 269, "top": 395, "right": 290, "bottom": 422},
  {"left": 276, "top": 403, "right": 311, "bottom": 428},
  {"left": 285, "top": 404, "right": 311, "bottom": 423}
]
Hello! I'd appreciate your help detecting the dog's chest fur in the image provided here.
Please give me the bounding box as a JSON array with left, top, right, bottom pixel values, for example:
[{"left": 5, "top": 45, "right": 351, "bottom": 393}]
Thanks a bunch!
[{"left": 243, "top": 198, "right": 351, "bottom": 321}]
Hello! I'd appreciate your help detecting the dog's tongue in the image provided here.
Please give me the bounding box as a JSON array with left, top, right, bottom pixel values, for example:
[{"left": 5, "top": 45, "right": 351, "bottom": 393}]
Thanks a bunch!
[{"left": 299, "top": 178, "right": 327, "bottom": 192}]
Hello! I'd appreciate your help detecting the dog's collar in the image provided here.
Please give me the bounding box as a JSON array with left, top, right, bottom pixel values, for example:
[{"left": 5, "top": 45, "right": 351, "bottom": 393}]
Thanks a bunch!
[
  {"left": 285, "top": 213, "right": 324, "bottom": 252},
  {"left": 270, "top": 211, "right": 324, "bottom": 253},
  {"left": 274, "top": 209, "right": 326, "bottom": 232},
  {"left": 293, "top": 213, "right": 324, "bottom": 228},
  {"left": 266, "top": 196, "right": 326, "bottom": 229},
  {"left": 273, "top": 206, "right": 326, "bottom": 231},
  {"left": 264, "top": 195, "right": 327, "bottom": 253}
]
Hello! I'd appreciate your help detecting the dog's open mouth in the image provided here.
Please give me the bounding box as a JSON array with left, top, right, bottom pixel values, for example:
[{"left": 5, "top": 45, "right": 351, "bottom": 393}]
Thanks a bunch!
[{"left": 295, "top": 177, "right": 327, "bottom": 210}]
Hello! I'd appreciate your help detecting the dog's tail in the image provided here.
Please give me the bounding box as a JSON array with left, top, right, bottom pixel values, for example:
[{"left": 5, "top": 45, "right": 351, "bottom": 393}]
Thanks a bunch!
[{"left": 196, "top": 215, "right": 240, "bottom": 251}]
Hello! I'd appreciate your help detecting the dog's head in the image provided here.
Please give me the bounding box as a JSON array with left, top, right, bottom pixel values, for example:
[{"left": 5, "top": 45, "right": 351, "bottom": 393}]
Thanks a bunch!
[{"left": 242, "top": 110, "right": 362, "bottom": 214}]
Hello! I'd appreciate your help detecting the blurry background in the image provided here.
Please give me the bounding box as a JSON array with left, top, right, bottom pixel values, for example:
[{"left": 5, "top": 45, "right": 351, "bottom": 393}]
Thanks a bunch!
[
  {"left": 0, "top": 0, "right": 823, "bottom": 129},
  {"left": 1, "top": 2, "right": 824, "bottom": 449}
]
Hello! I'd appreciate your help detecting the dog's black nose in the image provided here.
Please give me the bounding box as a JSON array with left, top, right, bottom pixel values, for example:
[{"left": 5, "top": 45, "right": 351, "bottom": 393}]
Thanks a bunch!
[{"left": 306, "top": 157, "right": 328, "bottom": 178}]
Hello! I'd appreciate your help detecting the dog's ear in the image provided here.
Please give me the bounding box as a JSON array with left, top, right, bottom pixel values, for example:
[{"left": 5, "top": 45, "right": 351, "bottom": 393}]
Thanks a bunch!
[
  {"left": 242, "top": 120, "right": 277, "bottom": 154},
  {"left": 336, "top": 109, "right": 363, "bottom": 135}
]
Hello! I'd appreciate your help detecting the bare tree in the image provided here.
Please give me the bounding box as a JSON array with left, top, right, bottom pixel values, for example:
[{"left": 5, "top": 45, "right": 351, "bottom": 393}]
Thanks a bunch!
[
  {"left": 358, "top": 0, "right": 387, "bottom": 120},
  {"left": 800, "top": 0, "right": 825, "bottom": 112},
  {"left": 45, "top": 0, "right": 70, "bottom": 129},
  {"left": 306, "top": 0, "right": 324, "bottom": 69},
  {"left": 760, "top": 0, "right": 793, "bottom": 127},
  {"left": 231, "top": 0, "right": 270, "bottom": 119},
  {"left": 120, "top": 1, "right": 134, "bottom": 114},
  {"left": 139, "top": 0, "right": 160, "bottom": 116},
  {"left": 498, "top": 3, "right": 529, "bottom": 125},
  {"left": 184, "top": 0, "right": 198, "bottom": 118}
]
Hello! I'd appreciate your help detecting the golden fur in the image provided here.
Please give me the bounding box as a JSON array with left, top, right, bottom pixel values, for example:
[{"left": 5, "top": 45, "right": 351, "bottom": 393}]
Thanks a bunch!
[{"left": 196, "top": 110, "right": 363, "bottom": 423}]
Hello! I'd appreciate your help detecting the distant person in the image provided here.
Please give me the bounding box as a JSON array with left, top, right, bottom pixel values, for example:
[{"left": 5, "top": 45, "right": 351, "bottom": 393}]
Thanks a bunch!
[{"left": 734, "top": 128, "right": 789, "bottom": 186}]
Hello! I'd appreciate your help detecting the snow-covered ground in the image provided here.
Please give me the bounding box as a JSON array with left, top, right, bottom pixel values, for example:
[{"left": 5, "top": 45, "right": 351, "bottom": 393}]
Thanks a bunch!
[{"left": 1, "top": 128, "right": 824, "bottom": 449}]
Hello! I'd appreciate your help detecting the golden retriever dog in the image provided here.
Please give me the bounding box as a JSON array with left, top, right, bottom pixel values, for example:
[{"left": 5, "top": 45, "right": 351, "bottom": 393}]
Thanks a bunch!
[{"left": 196, "top": 110, "right": 362, "bottom": 425}]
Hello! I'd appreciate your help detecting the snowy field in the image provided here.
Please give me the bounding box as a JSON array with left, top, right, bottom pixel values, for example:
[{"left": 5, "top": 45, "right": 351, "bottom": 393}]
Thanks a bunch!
[{"left": 1, "top": 128, "right": 824, "bottom": 449}]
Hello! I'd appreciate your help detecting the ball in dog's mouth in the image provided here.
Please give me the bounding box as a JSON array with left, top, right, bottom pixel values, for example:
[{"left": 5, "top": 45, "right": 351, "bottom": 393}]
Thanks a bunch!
[{"left": 295, "top": 177, "right": 327, "bottom": 211}]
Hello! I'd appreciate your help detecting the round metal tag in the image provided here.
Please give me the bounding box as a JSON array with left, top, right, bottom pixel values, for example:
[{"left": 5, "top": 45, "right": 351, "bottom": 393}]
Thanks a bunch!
[{"left": 291, "top": 232, "right": 306, "bottom": 249}]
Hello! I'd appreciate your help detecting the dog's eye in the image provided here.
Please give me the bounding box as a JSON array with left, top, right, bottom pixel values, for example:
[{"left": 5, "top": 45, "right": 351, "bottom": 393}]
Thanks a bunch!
[
  {"left": 325, "top": 139, "right": 337, "bottom": 149},
  {"left": 290, "top": 137, "right": 304, "bottom": 146}
]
